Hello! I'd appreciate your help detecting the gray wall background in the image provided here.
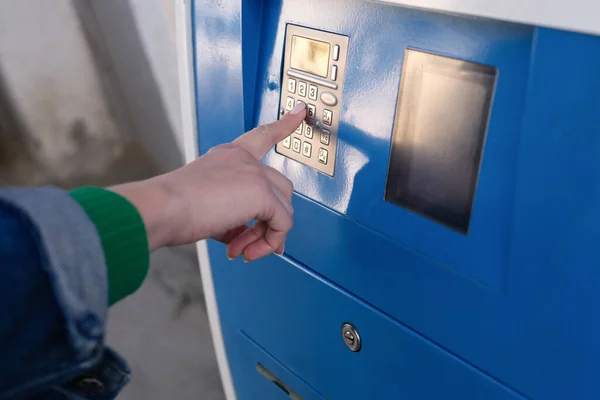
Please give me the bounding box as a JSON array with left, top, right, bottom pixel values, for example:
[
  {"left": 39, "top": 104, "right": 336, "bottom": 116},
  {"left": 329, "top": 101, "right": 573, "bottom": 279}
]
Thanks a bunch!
[{"left": 0, "top": 1, "right": 224, "bottom": 398}]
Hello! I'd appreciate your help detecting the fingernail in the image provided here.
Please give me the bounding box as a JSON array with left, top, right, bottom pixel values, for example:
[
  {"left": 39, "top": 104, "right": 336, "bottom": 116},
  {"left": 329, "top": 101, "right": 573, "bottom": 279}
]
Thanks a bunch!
[
  {"left": 290, "top": 102, "right": 306, "bottom": 115},
  {"left": 275, "top": 246, "right": 285, "bottom": 255},
  {"left": 227, "top": 255, "right": 234, "bottom": 261}
]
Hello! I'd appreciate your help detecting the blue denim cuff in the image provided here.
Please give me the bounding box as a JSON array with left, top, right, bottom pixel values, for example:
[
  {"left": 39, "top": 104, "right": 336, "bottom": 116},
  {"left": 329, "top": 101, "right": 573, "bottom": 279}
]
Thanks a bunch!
[
  {"left": 0, "top": 187, "right": 108, "bottom": 358},
  {"left": 0, "top": 187, "right": 132, "bottom": 400}
]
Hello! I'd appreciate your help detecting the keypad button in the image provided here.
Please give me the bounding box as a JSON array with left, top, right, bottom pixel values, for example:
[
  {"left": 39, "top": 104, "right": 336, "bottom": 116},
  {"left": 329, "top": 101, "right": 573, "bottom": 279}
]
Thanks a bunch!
[
  {"left": 308, "top": 84, "right": 318, "bottom": 101},
  {"left": 302, "top": 141, "right": 312, "bottom": 158},
  {"left": 320, "top": 130, "right": 330, "bottom": 145},
  {"left": 333, "top": 45, "right": 340, "bottom": 61},
  {"left": 331, "top": 65, "right": 338, "bottom": 81},
  {"left": 305, "top": 124, "right": 314, "bottom": 139},
  {"left": 286, "top": 97, "right": 295, "bottom": 111},
  {"left": 287, "top": 78, "right": 296, "bottom": 94},
  {"left": 282, "top": 136, "right": 291, "bottom": 148},
  {"left": 298, "top": 81, "right": 307, "bottom": 97},
  {"left": 292, "top": 137, "right": 301, "bottom": 153},
  {"left": 307, "top": 104, "right": 316, "bottom": 119},
  {"left": 323, "top": 109, "right": 333, "bottom": 126},
  {"left": 320, "top": 91, "right": 338, "bottom": 106},
  {"left": 295, "top": 121, "right": 303, "bottom": 134},
  {"left": 318, "top": 148, "right": 328, "bottom": 164}
]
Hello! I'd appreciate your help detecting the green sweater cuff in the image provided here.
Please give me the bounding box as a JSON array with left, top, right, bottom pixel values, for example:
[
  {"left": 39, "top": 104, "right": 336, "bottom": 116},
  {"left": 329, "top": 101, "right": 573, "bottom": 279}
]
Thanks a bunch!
[{"left": 70, "top": 186, "right": 150, "bottom": 306}]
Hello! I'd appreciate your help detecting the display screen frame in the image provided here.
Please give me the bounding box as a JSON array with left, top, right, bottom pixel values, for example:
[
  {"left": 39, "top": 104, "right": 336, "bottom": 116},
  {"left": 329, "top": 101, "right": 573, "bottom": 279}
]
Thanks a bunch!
[
  {"left": 289, "top": 35, "right": 331, "bottom": 78},
  {"left": 385, "top": 49, "right": 497, "bottom": 234}
]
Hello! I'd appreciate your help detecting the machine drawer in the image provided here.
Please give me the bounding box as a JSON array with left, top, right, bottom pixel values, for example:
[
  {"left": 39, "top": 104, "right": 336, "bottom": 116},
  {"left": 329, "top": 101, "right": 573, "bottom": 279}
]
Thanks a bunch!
[
  {"left": 230, "top": 330, "right": 325, "bottom": 400},
  {"left": 233, "top": 255, "right": 525, "bottom": 400}
]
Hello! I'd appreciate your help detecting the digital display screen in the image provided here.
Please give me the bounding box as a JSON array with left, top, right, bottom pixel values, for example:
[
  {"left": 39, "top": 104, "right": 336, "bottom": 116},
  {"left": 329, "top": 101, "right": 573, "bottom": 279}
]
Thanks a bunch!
[
  {"left": 290, "top": 35, "right": 330, "bottom": 78},
  {"left": 385, "top": 50, "right": 496, "bottom": 234}
]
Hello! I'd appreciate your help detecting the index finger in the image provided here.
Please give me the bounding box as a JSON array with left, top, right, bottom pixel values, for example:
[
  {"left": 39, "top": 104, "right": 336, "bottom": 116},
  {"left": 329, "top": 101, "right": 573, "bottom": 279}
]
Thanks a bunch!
[{"left": 233, "top": 102, "right": 306, "bottom": 159}]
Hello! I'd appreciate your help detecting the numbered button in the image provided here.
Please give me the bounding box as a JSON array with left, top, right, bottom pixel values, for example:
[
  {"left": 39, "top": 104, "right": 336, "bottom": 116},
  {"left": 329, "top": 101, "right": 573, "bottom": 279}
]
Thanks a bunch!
[
  {"left": 292, "top": 137, "right": 301, "bottom": 153},
  {"left": 307, "top": 104, "right": 316, "bottom": 119},
  {"left": 287, "top": 78, "right": 296, "bottom": 94},
  {"left": 302, "top": 141, "right": 312, "bottom": 158},
  {"left": 298, "top": 81, "right": 307, "bottom": 97},
  {"left": 286, "top": 97, "right": 295, "bottom": 111},
  {"left": 295, "top": 121, "right": 303, "bottom": 135},
  {"left": 282, "top": 136, "right": 291, "bottom": 149},
  {"left": 305, "top": 124, "right": 314, "bottom": 139},
  {"left": 323, "top": 109, "right": 333, "bottom": 126},
  {"left": 318, "top": 148, "right": 328, "bottom": 164},
  {"left": 320, "top": 130, "right": 330, "bottom": 145},
  {"left": 308, "top": 84, "right": 318, "bottom": 101}
]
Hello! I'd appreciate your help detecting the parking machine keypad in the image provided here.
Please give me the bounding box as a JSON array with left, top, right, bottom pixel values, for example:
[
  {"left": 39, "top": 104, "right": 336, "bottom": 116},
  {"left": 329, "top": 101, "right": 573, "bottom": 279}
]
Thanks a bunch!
[{"left": 275, "top": 25, "right": 348, "bottom": 177}]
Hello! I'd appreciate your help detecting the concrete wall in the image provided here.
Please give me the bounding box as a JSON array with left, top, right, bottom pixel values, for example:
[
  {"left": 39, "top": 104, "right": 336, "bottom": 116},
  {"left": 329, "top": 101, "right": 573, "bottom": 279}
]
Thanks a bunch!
[
  {"left": 0, "top": 0, "right": 125, "bottom": 184},
  {"left": 86, "top": 0, "right": 184, "bottom": 172},
  {"left": 129, "top": 0, "right": 183, "bottom": 151},
  {"left": 0, "top": 0, "right": 185, "bottom": 184}
]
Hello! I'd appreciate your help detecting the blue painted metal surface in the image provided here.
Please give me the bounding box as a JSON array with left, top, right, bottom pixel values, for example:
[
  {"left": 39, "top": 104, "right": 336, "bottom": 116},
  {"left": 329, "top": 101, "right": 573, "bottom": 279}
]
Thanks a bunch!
[{"left": 192, "top": 0, "right": 600, "bottom": 398}]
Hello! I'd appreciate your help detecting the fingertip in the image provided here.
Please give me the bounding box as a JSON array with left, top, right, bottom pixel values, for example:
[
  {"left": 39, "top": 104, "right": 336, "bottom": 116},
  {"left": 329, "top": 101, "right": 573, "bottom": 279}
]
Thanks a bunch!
[
  {"left": 289, "top": 102, "right": 306, "bottom": 115},
  {"left": 274, "top": 242, "right": 285, "bottom": 255},
  {"left": 228, "top": 222, "right": 267, "bottom": 260},
  {"left": 243, "top": 238, "right": 279, "bottom": 262},
  {"left": 226, "top": 246, "right": 236, "bottom": 260},
  {"left": 227, "top": 240, "right": 246, "bottom": 260}
]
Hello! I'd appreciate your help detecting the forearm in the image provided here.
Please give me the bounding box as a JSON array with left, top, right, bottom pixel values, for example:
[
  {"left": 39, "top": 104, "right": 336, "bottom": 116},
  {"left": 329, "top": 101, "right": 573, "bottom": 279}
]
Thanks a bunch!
[{"left": 108, "top": 177, "right": 180, "bottom": 251}]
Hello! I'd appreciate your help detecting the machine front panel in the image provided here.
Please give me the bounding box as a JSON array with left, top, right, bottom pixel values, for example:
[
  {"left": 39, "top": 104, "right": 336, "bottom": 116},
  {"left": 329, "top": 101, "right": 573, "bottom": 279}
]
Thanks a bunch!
[
  {"left": 192, "top": 0, "right": 600, "bottom": 398},
  {"left": 261, "top": 3, "right": 533, "bottom": 292}
]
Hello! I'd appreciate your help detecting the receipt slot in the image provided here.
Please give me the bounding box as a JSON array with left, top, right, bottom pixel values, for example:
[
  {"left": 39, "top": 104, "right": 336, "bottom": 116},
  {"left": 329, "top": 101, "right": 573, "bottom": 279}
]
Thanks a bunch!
[{"left": 178, "top": 1, "right": 600, "bottom": 399}]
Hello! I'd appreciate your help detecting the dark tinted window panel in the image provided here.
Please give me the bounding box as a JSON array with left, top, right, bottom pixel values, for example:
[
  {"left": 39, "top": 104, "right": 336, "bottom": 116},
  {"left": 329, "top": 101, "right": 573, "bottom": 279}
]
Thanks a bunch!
[{"left": 385, "top": 50, "right": 496, "bottom": 234}]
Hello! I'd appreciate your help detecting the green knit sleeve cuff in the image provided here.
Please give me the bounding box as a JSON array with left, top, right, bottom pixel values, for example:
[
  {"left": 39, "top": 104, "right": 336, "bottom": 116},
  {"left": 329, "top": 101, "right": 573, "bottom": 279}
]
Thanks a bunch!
[{"left": 70, "top": 186, "right": 150, "bottom": 306}]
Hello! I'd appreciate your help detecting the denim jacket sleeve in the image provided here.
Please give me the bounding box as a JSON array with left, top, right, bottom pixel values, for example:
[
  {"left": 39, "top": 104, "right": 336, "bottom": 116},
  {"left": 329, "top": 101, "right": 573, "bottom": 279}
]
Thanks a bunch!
[{"left": 0, "top": 187, "right": 130, "bottom": 400}]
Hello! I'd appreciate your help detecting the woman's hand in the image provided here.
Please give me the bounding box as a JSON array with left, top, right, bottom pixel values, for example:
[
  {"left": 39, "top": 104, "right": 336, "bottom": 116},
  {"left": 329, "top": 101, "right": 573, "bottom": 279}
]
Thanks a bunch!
[{"left": 110, "top": 102, "right": 306, "bottom": 262}]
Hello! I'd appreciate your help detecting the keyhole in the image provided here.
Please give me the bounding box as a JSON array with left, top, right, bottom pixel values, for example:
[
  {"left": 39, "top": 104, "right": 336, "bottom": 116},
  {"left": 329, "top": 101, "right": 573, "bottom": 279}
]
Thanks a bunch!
[{"left": 341, "top": 323, "right": 362, "bottom": 352}]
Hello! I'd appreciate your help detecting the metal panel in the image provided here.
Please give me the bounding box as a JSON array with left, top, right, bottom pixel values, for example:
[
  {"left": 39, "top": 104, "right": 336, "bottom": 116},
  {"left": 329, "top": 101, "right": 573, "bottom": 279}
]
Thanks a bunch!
[
  {"left": 224, "top": 253, "right": 523, "bottom": 399},
  {"left": 377, "top": 0, "right": 600, "bottom": 36},
  {"left": 189, "top": 0, "right": 600, "bottom": 399}
]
